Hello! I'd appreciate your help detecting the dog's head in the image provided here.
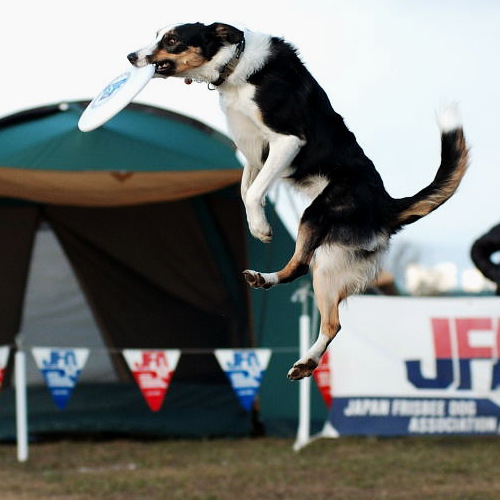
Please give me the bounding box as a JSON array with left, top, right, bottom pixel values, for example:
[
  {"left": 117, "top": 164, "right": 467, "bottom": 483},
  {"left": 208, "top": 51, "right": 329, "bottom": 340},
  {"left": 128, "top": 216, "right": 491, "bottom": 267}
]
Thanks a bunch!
[{"left": 127, "top": 22, "right": 244, "bottom": 81}]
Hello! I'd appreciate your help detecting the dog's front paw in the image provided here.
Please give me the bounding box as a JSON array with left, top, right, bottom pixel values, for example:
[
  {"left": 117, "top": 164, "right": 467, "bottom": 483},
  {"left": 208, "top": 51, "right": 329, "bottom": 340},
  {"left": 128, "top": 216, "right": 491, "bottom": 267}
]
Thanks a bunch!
[
  {"left": 249, "top": 220, "right": 273, "bottom": 243},
  {"left": 243, "top": 270, "right": 278, "bottom": 289},
  {"left": 251, "top": 226, "right": 273, "bottom": 243},
  {"left": 287, "top": 358, "right": 318, "bottom": 380}
]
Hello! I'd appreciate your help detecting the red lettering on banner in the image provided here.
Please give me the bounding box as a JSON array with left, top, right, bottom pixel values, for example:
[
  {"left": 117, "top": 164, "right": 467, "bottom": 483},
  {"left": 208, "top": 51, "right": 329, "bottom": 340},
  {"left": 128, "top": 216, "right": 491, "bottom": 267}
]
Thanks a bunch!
[
  {"left": 455, "top": 318, "right": 494, "bottom": 359},
  {"left": 432, "top": 318, "right": 453, "bottom": 358},
  {"left": 313, "top": 351, "right": 333, "bottom": 409},
  {"left": 431, "top": 318, "right": 498, "bottom": 359},
  {"left": 497, "top": 320, "right": 500, "bottom": 359}
]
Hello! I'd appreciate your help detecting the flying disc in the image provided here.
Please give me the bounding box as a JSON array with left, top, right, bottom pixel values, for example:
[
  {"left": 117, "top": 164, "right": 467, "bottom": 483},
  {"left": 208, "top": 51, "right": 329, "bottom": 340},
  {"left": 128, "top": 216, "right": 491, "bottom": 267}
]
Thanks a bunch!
[{"left": 78, "top": 64, "right": 155, "bottom": 132}]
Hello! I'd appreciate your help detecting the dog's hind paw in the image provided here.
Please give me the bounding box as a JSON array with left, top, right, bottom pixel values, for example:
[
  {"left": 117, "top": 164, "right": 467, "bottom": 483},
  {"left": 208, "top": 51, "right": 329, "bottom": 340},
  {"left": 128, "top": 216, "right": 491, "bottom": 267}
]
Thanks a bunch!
[
  {"left": 243, "top": 270, "right": 278, "bottom": 289},
  {"left": 287, "top": 359, "right": 318, "bottom": 380}
]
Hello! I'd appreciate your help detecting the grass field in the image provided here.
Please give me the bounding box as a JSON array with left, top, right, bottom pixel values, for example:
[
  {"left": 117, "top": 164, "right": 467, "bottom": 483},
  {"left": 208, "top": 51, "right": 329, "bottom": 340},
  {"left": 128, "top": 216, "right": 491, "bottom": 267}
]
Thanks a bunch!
[{"left": 1, "top": 436, "right": 499, "bottom": 499}]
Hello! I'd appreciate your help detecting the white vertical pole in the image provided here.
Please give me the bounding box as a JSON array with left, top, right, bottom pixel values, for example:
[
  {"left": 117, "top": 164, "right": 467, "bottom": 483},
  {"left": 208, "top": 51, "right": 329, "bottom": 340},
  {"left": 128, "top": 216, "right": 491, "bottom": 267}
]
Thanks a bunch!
[
  {"left": 15, "top": 348, "right": 28, "bottom": 462},
  {"left": 294, "top": 313, "right": 311, "bottom": 451},
  {"left": 292, "top": 284, "right": 312, "bottom": 451}
]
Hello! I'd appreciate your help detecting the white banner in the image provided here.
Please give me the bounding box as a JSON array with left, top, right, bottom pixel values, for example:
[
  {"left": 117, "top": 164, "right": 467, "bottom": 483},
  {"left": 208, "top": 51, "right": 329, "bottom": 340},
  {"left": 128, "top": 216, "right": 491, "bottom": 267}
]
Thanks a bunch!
[{"left": 326, "top": 296, "right": 500, "bottom": 435}]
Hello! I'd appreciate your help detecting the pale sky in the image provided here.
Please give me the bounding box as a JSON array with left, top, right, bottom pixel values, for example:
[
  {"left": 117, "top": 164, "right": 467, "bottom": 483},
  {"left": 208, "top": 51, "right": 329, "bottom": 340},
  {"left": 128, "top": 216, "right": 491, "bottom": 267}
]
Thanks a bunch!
[{"left": 1, "top": 0, "right": 499, "bottom": 273}]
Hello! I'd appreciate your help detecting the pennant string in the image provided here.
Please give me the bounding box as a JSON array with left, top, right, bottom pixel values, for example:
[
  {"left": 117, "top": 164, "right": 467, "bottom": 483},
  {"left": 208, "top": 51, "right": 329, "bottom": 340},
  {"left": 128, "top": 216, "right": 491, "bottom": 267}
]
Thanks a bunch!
[{"left": 19, "top": 345, "right": 299, "bottom": 354}]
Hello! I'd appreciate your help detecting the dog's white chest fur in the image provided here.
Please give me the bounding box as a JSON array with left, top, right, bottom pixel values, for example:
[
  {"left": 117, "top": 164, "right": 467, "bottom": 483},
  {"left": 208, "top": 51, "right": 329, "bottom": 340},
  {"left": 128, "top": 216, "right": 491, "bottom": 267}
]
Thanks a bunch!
[
  {"left": 217, "top": 30, "right": 287, "bottom": 172},
  {"left": 219, "top": 84, "right": 269, "bottom": 168}
]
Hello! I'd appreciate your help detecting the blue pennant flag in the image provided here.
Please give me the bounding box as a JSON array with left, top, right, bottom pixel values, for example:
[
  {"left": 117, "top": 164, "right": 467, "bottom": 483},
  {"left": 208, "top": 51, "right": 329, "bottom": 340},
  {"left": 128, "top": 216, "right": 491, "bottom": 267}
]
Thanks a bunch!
[
  {"left": 215, "top": 349, "right": 272, "bottom": 411},
  {"left": 32, "top": 348, "right": 89, "bottom": 410}
]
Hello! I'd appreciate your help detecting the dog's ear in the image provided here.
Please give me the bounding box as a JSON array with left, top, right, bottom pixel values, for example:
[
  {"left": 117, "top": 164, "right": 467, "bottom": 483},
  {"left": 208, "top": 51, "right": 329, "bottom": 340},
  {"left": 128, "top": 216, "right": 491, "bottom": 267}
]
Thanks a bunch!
[{"left": 209, "top": 23, "right": 244, "bottom": 44}]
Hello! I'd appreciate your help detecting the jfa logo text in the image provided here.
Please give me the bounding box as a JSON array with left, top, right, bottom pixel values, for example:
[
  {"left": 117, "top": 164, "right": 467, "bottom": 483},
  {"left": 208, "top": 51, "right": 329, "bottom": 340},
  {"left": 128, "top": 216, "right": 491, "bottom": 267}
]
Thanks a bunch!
[{"left": 406, "top": 318, "right": 500, "bottom": 390}]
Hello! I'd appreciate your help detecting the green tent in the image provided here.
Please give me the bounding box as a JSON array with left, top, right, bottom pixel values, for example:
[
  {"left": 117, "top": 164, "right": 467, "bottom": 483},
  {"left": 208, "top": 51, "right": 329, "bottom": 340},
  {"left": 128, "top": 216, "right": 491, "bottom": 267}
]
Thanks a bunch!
[
  {"left": 0, "top": 101, "right": 241, "bottom": 205},
  {"left": 0, "top": 102, "right": 325, "bottom": 438}
]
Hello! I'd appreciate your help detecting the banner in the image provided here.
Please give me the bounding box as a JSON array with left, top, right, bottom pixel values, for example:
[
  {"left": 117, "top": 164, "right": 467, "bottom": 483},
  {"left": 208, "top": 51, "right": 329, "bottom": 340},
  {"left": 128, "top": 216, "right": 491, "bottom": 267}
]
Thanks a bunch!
[
  {"left": 327, "top": 296, "right": 500, "bottom": 436},
  {"left": 123, "top": 349, "right": 180, "bottom": 412},
  {"left": 0, "top": 346, "right": 9, "bottom": 392},
  {"left": 32, "top": 348, "right": 89, "bottom": 409},
  {"left": 215, "top": 349, "right": 271, "bottom": 411}
]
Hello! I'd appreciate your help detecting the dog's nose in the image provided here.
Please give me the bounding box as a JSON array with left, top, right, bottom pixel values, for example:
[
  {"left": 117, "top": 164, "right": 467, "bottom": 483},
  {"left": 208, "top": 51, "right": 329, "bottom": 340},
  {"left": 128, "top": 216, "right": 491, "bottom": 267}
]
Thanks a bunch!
[{"left": 127, "top": 52, "right": 139, "bottom": 65}]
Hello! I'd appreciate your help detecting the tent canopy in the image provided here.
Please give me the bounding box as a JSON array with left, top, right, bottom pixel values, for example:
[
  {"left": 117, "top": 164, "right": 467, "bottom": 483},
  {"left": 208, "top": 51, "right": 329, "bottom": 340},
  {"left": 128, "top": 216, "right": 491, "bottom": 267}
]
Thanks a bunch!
[{"left": 0, "top": 101, "right": 242, "bottom": 206}]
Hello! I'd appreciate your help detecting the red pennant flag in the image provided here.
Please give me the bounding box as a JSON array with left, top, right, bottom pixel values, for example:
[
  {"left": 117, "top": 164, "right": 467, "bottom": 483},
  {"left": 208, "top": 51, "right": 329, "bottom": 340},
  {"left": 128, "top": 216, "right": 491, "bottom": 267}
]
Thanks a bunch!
[
  {"left": 123, "top": 350, "right": 180, "bottom": 412},
  {"left": 0, "top": 346, "right": 9, "bottom": 392},
  {"left": 313, "top": 350, "right": 333, "bottom": 409}
]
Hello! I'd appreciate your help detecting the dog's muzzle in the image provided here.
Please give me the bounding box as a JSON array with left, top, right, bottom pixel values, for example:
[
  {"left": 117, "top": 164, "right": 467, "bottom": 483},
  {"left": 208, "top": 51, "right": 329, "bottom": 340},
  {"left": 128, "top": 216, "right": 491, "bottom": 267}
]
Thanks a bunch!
[{"left": 127, "top": 52, "right": 175, "bottom": 77}]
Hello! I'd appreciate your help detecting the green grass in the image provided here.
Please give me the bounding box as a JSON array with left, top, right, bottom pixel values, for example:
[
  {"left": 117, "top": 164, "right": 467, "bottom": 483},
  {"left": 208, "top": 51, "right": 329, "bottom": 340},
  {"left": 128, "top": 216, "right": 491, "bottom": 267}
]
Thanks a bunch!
[{"left": 0, "top": 436, "right": 499, "bottom": 499}]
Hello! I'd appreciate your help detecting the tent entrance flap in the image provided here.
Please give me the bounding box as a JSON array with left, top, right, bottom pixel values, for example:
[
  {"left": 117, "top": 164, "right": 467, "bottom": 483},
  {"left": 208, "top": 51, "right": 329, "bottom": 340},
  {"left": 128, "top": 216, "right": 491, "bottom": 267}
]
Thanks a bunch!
[
  {"left": 40, "top": 191, "right": 252, "bottom": 380},
  {"left": 0, "top": 204, "right": 39, "bottom": 347}
]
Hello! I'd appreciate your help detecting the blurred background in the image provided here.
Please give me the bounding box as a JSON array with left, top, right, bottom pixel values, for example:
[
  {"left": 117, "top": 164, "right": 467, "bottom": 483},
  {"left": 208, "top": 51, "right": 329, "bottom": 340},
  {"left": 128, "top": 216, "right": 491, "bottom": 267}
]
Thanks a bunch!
[
  {"left": 2, "top": 0, "right": 500, "bottom": 294},
  {"left": 0, "top": 0, "right": 499, "bottom": 451}
]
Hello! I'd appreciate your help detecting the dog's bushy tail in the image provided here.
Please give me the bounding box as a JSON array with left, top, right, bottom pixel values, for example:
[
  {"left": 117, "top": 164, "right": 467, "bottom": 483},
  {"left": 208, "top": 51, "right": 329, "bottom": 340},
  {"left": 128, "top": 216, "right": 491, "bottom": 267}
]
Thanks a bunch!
[{"left": 392, "top": 105, "right": 469, "bottom": 229}]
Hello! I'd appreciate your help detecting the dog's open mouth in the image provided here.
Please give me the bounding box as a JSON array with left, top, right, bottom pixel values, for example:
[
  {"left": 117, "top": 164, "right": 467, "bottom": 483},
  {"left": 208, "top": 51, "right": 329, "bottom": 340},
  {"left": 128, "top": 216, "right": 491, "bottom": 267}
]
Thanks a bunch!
[{"left": 154, "top": 60, "right": 175, "bottom": 77}]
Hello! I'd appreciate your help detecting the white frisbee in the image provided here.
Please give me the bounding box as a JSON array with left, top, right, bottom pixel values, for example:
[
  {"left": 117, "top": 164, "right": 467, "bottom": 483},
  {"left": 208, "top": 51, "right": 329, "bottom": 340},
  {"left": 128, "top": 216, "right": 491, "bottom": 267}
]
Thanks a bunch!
[{"left": 78, "top": 64, "right": 155, "bottom": 132}]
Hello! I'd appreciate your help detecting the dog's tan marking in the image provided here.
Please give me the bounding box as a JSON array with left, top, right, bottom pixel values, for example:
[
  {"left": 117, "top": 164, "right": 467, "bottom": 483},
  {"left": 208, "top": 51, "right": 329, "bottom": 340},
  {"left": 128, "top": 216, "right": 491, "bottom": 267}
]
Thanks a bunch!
[
  {"left": 397, "top": 129, "right": 468, "bottom": 223},
  {"left": 214, "top": 23, "right": 242, "bottom": 43},
  {"left": 275, "top": 223, "right": 316, "bottom": 283},
  {"left": 254, "top": 108, "right": 264, "bottom": 125},
  {"left": 243, "top": 220, "right": 318, "bottom": 290},
  {"left": 152, "top": 47, "right": 207, "bottom": 73},
  {"left": 215, "top": 24, "right": 231, "bottom": 38}
]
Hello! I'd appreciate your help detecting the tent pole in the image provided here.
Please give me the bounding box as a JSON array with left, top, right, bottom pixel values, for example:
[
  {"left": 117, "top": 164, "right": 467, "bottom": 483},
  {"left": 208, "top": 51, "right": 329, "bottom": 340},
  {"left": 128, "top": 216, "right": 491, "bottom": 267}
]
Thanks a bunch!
[{"left": 15, "top": 336, "right": 28, "bottom": 462}]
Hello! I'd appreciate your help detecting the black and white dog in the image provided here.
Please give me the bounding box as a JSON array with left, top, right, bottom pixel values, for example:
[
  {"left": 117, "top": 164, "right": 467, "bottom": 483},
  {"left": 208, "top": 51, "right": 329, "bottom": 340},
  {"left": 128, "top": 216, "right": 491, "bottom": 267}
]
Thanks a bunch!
[{"left": 128, "top": 22, "right": 469, "bottom": 380}]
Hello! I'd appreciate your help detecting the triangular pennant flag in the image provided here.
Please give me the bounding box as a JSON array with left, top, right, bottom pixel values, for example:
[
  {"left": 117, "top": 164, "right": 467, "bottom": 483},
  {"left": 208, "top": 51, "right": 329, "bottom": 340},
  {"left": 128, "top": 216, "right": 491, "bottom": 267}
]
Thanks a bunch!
[
  {"left": 215, "top": 349, "right": 272, "bottom": 411},
  {"left": 123, "top": 349, "right": 180, "bottom": 412},
  {"left": 0, "top": 346, "right": 10, "bottom": 393},
  {"left": 32, "top": 347, "right": 89, "bottom": 410},
  {"left": 313, "top": 350, "right": 333, "bottom": 409}
]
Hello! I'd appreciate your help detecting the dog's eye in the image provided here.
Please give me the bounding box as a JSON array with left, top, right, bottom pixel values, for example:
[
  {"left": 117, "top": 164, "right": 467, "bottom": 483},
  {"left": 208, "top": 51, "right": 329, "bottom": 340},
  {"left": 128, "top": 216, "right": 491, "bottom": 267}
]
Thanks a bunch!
[{"left": 165, "top": 36, "right": 178, "bottom": 47}]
